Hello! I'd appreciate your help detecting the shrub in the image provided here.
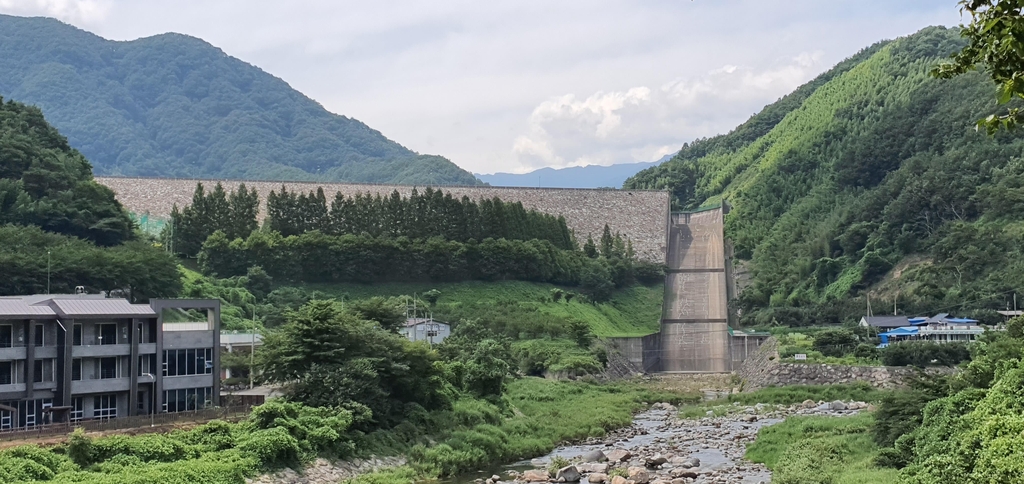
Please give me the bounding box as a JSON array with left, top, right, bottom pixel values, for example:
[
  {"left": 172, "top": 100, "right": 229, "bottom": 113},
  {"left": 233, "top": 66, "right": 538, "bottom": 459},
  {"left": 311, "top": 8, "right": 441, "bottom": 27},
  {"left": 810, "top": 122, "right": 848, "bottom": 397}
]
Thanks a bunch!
[
  {"left": 812, "top": 329, "right": 858, "bottom": 357},
  {"left": 547, "top": 455, "right": 571, "bottom": 475},
  {"left": 880, "top": 341, "right": 971, "bottom": 367},
  {"left": 236, "top": 427, "right": 302, "bottom": 467}
]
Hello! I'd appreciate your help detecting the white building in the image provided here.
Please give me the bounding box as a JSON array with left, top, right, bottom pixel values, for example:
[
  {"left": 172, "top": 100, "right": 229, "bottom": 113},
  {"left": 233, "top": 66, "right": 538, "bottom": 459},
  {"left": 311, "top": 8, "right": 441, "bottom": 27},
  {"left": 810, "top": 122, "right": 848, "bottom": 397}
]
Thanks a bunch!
[{"left": 399, "top": 318, "right": 450, "bottom": 345}]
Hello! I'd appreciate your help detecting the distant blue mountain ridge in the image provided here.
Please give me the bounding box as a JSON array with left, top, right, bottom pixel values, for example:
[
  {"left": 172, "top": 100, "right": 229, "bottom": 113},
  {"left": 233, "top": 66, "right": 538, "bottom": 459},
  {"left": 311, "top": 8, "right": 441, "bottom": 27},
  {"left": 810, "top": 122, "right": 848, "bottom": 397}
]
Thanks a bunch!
[{"left": 477, "top": 153, "right": 675, "bottom": 189}]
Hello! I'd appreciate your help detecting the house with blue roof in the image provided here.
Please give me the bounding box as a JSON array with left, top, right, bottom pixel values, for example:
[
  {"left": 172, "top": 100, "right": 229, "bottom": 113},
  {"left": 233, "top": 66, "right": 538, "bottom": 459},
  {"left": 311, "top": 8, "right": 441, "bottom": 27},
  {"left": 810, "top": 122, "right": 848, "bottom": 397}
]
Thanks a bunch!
[{"left": 875, "top": 313, "right": 990, "bottom": 348}]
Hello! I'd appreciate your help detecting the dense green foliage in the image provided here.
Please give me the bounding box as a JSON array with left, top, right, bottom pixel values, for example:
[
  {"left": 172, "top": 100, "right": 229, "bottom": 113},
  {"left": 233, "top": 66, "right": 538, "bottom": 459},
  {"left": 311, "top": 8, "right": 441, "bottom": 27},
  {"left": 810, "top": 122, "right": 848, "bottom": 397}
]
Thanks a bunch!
[
  {"left": 0, "top": 97, "right": 133, "bottom": 246},
  {"left": 746, "top": 413, "right": 898, "bottom": 484},
  {"left": 0, "top": 225, "right": 180, "bottom": 300},
  {"left": 861, "top": 318, "right": 1024, "bottom": 482},
  {"left": 259, "top": 300, "right": 455, "bottom": 427},
  {"left": 169, "top": 183, "right": 574, "bottom": 257},
  {"left": 0, "top": 96, "right": 180, "bottom": 299},
  {"left": 297, "top": 280, "right": 664, "bottom": 338},
  {"left": 0, "top": 15, "right": 479, "bottom": 185},
  {"left": 933, "top": 0, "right": 1024, "bottom": 132},
  {"left": 625, "top": 26, "right": 1024, "bottom": 323}
]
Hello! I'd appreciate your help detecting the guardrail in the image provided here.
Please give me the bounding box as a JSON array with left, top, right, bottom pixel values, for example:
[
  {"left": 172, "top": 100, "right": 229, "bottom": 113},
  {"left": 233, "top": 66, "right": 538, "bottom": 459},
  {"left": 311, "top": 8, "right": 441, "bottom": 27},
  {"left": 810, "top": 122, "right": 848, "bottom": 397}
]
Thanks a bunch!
[{"left": 0, "top": 405, "right": 251, "bottom": 442}]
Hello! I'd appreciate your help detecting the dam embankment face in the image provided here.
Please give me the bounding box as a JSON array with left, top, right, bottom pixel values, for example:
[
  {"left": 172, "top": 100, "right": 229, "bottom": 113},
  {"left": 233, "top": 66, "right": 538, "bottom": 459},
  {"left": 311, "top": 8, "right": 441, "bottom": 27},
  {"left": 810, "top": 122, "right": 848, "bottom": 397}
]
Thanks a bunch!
[{"left": 97, "top": 177, "right": 671, "bottom": 263}]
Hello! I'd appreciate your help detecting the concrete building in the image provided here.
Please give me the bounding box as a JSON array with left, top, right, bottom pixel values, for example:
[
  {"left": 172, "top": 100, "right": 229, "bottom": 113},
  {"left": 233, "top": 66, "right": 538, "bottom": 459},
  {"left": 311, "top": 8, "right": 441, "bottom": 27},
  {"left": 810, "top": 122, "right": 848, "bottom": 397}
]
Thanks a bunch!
[
  {"left": 399, "top": 318, "right": 449, "bottom": 345},
  {"left": 0, "top": 294, "right": 219, "bottom": 429},
  {"left": 219, "top": 332, "right": 262, "bottom": 380}
]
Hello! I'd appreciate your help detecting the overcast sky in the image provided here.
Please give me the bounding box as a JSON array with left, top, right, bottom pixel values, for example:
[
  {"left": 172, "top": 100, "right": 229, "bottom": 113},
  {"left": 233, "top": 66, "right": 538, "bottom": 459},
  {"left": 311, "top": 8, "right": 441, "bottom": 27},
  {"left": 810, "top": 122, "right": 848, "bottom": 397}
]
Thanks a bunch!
[{"left": 0, "top": 1, "right": 961, "bottom": 174}]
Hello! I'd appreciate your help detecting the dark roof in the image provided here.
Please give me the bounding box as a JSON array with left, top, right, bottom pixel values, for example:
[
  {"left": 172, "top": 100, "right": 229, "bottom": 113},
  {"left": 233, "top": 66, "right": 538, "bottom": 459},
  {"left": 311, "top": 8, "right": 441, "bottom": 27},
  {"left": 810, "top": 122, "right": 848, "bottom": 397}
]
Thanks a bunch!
[{"left": 861, "top": 316, "right": 909, "bottom": 328}]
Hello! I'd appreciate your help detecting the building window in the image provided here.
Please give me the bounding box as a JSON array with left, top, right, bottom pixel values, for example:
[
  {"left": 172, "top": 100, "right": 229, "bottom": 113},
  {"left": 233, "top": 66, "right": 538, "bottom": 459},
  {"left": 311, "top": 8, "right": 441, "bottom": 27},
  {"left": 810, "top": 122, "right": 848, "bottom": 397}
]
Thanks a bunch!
[
  {"left": 98, "top": 323, "right": 117, "bottom": 345},
  {"left": 72, "top": 359, "right": 82, "bottom": 381},
  {"left": 0, "top": 324, "right": 12, "bottom": 348},
  {"left": 99, "top": 357, "right": 118, "bottom": 379},
  {"left": 139, "top": 354, "right": 155, "bottom": 376},
  {"left": 163, "top": 348, "right": 213, "bottom": 376},
  {"left": 70, "top": 397, "right": 83, "bottom": 422},
  {"left": 93, "top": 394, "right": 117, "bottom": 420},
  {"left": 73, "top": 324, "right": 82, "bottom": 346},
  {"left": 33, "top": 359, "right": 54, "bottom": 383},
  {"left": 0, "top": 406, "right": 10, "bottom": 429},
  {"left": 33, "top": 324, "right": 44, "bottom": 347},
  {"left": 0, "top": 361, "right": 11, "bottom": 385},
  {"left": 163, "top": 387, "right": 212, "bottom": 413}
]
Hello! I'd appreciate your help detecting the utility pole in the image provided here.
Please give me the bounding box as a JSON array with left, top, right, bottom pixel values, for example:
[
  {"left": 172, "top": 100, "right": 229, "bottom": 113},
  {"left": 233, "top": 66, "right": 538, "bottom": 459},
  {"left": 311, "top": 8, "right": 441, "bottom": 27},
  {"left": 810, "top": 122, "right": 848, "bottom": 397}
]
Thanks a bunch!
[
  {"left": 250, "top": 296, "right": 256, "bottom": 390},
  {"left": 47, "top": 250, "right": 51, "bottom": 294}
]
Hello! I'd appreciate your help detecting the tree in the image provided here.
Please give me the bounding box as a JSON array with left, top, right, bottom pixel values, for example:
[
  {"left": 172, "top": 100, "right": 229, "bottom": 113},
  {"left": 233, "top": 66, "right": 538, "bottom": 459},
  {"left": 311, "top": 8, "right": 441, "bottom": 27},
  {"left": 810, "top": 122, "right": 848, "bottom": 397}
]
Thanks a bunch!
[
  {"left": 259, "top": 300, "right": 453, "bottom": 426},
  {"left": 933, "top": 0, "right": 1024, "bottom": 132},
  {"left": 812, "top": 329, "right": 858, "bottom": 357}
]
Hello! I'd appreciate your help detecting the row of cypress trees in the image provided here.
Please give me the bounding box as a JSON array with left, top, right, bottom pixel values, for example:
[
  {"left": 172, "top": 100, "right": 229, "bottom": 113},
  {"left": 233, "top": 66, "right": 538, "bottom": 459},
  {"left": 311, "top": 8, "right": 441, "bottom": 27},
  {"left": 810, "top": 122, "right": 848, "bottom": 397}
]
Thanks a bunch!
[{"left": 167, "top": 183, "right": 575, "bottom": 257}]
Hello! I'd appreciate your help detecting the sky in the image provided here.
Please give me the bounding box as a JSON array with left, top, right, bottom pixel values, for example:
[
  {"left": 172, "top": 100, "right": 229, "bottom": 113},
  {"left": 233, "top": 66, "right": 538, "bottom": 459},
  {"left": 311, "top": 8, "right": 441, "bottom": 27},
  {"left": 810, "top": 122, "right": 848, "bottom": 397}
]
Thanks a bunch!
[{"left": 0, "top": 1, "right": 962, "bottom": 175}]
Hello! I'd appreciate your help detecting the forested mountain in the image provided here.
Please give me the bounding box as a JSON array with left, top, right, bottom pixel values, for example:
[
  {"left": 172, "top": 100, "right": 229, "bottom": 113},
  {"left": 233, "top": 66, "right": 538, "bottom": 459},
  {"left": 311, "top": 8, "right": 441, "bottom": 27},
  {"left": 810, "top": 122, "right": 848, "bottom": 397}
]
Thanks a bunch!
[
  {"left": 625, "top": 27, "right": 1024, "bottom": 324},
  {"left": 0, "top": 14, "right": 480, "bottom": 185},
  {"left": 0, "top": 96, "right": 179, "bottom": 299},
  {"left": 477, "top": 155, "right": 671, "bottom": 189}
]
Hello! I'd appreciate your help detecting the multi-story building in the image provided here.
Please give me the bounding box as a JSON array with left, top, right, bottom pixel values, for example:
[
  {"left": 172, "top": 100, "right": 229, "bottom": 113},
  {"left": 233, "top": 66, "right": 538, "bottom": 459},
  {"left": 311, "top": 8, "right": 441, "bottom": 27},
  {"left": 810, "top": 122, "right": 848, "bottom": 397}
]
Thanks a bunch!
[{"left": 0, "top": 294, "right": 220, "bottom": 429}]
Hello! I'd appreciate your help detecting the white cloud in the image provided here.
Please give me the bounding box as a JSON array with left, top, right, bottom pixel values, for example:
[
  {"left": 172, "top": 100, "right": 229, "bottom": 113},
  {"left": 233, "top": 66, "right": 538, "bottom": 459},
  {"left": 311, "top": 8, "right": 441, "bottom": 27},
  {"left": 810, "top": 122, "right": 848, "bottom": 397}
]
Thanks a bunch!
[
  {"left": 0, "top": 0, "right": 110, "bottom": 23},
  {"left": 0, "top": 0, "right": 961, "bottom": 175},
  {"left": 512, "top": 52, "right": 826, "bottom": 171}
]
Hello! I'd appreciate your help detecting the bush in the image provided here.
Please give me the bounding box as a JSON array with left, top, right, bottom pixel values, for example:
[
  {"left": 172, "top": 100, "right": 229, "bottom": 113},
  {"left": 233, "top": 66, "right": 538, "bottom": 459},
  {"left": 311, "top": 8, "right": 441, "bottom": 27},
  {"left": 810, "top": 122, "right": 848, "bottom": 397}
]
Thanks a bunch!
[
  {"left": 880, "top": 341, "right": 971, "bottom": 367},
  {"left": 812, "top": 329, "right": 858, "bottom": 357}
]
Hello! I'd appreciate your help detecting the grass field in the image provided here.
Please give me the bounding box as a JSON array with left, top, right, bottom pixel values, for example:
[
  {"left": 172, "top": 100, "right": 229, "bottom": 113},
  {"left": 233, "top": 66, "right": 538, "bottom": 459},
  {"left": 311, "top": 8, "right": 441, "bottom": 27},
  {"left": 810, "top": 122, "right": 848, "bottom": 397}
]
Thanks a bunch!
[
  {"left": 299, "top": 280, "right": 664, "bottom": 337},
  {"left": 746, "top": 413, "right": 897, "bottom": 484}
]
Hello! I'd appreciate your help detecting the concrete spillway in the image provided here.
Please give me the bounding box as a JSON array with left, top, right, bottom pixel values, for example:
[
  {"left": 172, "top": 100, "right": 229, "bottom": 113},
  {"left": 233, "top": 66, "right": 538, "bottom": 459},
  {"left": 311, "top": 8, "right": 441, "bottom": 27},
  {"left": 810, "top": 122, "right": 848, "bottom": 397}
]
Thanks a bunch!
[{"left": 659, "top": 208, "right": 731, "bottom": 372}]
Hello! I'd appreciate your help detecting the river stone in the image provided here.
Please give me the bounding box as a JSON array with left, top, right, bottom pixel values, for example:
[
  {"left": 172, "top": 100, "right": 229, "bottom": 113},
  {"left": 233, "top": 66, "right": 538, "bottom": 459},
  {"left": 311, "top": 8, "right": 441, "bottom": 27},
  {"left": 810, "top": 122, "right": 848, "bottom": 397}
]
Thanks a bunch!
[
  {"left": 801, "top": 399, "right": 816, "bottom": 409},
  {"left": 644, "top": 455, "right": 667, "bottom": 467},
  {"left": 680, "top": 457, "right": 700, "bottom": 469},
  {"left": 830, "top": 400, "right": 848, "bottom": 411},
  {"left": 670, "top": 479, "right": 687, "bottom": 484},
  {"left": 582, "top": 450, "right": 608, "bottom": 463},
  {"left": 588, "top": 473, "right": 609, "bottom": 484},
  {"left": 556, "top": 466, "right": 581, "bottom": 483},
  {"left": 578, "top": 463, "right": 609, "bottom": 474},
  {"left": 627, "top": 467, "right": 649, "bottom": 484},
  {"left": 670, "top": 468, "right": 699, "bottom": 479},
  {"left": 610, "top": 476, "right": 628, "bottom": 484},
  {"left": 606, "top": 449, "right": 632, "bottom": 462},
  {"left": 523, "top": 469, "right": 550, "bottom": 482}
]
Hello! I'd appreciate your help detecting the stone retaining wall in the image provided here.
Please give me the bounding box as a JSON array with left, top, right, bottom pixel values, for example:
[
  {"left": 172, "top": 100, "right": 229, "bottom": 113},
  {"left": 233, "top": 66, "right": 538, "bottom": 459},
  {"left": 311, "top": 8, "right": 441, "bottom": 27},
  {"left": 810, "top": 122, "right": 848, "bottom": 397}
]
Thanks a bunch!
[
  {"left": 97, "top": 177, "right": 671, "bottom": 262},
  {"left": 736, "top": 337, "right": 953, "bottom": 391}
]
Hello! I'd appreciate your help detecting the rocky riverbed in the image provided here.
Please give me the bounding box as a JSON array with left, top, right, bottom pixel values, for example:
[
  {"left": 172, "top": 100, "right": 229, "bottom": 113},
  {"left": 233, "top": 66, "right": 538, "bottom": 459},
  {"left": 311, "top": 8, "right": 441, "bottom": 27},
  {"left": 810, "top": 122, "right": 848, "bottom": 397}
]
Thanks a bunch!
[{"left": 485, "top": 399, "right": 869, "bottom": 484}]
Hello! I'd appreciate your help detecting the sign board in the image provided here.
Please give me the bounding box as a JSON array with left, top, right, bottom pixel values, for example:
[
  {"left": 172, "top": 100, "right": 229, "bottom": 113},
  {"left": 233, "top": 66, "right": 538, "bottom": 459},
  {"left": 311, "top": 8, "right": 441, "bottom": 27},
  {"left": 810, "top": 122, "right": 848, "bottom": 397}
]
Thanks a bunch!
[{"left": 794, "top": 354, "right": 807, "bottom": 360}]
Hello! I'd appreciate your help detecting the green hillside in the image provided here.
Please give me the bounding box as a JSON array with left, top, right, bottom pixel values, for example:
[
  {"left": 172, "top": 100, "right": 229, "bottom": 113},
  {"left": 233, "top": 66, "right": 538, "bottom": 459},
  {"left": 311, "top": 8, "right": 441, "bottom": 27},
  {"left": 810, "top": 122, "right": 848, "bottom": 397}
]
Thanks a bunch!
[
  {"left": 0, "top": 96, "right": 180, "bottom": 299},
  {"left": 298, "top": 281, "right": 664, "bottom": 337},
  {"left": 625, "top": 26, "right": 1024, "bottom": 324},
  {"left": 0, "top": 14, "right": 479, "bottom": 185}
]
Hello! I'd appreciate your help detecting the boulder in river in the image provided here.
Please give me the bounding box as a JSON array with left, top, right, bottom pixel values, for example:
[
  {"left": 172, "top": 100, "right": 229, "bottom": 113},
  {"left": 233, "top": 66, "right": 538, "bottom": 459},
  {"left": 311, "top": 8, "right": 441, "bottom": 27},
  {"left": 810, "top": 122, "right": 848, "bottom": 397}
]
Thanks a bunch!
[
  {"left": 644, "top": 454, "right": 667, "bottom": 467},
  {"left": 577, "top": 463, "right": 609, "bottom": 474},
  {"left": 556, "top": 466, "right": 581, "bottom": 483},
  {"left": 610, "top": 476, "right": 629, "bottom": 484},
  {"left": 679, "top": 457, "right": 700, "bottom": 469},
  {"left": 588, "top": 473, "right": 608, "bottom": 484},
  {"left": 627, "top": 467, "right": 649, "bottom": 484},
  {"left": 606, "top": 449, "right": 632, "bottom": 462},
  {"left": 581, "top": 450, "right": 608, "bottom": 462},
  {"left": 523, "top": 469, "right": 550, "bottom": 482},
  {"left": 830, "top": 400, "right": 848, "bottom": 411}
]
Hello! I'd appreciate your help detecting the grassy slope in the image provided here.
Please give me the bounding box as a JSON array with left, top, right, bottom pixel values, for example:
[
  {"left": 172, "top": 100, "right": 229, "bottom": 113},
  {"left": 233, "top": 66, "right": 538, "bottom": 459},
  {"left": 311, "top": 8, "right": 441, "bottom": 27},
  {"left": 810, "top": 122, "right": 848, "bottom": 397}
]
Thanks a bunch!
[
  {"left": 299, "top": 281, "right": 664, "bottom": 337},
  {"left": 746, "top": 413, "right": 896, "bottom": 484}
]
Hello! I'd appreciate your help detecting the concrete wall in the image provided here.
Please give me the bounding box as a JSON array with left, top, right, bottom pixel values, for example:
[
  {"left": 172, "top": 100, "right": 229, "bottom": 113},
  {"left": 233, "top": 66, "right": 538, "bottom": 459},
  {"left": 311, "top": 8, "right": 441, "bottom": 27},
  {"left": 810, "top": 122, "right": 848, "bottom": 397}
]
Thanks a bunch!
[
  {"left": 96, "top": 177, "right": 671, "bottom": 263},
  {"left": 659, "top": 208, "right": 731, "bottom": 372}
]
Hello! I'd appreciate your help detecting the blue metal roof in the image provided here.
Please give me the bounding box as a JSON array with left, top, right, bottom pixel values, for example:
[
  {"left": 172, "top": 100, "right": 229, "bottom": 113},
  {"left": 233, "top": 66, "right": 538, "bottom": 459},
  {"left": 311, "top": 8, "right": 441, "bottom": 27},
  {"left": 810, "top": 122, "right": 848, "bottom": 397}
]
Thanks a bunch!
[{"left": 880, "top": 327, "right": 918, "bottom": 336}]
